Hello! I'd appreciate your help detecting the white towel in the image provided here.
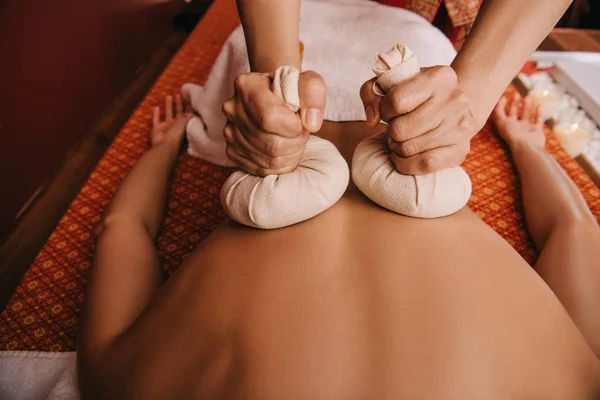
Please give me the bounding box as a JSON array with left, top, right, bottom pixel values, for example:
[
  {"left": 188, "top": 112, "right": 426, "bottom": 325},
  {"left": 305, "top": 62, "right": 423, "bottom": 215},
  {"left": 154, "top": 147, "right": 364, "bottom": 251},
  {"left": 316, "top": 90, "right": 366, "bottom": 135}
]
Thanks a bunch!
[
  {"left": 183, "top": 0, "right": 457, "bottom": 166},
  {"left": 0, "top": 351, "right": 79, "bottom": 400}
]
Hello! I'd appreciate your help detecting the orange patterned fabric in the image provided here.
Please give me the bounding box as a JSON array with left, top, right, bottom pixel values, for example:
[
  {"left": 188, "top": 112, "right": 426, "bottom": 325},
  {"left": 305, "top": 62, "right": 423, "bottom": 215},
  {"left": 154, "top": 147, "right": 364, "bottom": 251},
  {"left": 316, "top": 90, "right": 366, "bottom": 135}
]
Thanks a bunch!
[
  {"left": 1, "top": 0, "right": 599, "bottom": 352},
  {"left": 376, "top": 0, "right": 482, "bottom": 49}
]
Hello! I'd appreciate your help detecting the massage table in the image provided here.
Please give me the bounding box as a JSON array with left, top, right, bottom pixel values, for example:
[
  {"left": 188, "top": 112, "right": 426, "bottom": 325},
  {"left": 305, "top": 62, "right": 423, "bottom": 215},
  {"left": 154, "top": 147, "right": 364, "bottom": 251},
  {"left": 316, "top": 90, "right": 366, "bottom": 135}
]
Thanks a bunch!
[{"left": 1, "top": 0, "right": 599, "bottom": 357}]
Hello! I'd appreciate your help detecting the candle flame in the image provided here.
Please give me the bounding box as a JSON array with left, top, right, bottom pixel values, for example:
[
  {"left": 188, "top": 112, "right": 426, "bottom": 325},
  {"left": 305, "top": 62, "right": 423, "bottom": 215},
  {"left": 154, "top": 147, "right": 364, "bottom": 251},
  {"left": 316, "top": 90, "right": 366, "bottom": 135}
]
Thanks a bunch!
[{"left": 570, "top": 123, "right": 579, "bottom": 132}]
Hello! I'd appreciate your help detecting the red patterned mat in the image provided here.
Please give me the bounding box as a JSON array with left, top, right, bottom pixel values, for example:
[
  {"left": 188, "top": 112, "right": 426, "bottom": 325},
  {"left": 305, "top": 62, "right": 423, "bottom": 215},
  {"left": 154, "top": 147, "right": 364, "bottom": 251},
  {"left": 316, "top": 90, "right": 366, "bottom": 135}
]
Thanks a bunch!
[{"left": 1, "top": 0, "right": 599, "bottom": 352}]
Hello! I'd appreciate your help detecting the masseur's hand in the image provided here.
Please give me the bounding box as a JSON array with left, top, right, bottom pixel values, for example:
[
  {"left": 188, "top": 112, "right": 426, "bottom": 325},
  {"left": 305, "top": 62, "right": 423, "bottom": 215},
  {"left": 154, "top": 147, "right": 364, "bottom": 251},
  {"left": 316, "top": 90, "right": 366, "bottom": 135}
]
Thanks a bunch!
[
  {"left": 222, "top": 70, "right": 326, "bottom": 176},
  {"left": 361, "top": 66, "right": 480, "bottom": 175}
]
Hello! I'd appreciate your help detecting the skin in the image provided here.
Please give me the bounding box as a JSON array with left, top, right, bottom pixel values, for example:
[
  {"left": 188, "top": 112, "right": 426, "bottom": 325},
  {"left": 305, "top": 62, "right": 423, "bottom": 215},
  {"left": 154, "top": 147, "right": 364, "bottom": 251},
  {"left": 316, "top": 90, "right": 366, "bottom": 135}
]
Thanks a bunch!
[
  {"left": 222, "top": 71, "right": 326, "bottom": 175},
  {"left": 230, "top": 0, "right": 573, "bottom": 177},
  {"left": 78, "top": 95, "right": 600, "bottom": 399}
]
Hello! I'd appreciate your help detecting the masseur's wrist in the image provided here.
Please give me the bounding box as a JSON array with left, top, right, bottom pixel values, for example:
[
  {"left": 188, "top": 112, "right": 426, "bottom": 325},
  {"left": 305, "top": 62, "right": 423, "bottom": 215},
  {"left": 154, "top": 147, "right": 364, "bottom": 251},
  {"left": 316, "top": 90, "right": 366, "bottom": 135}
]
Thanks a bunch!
[
  {"left": 252, "top": 51, "right": 301, "bottom": 73},
  {"left": 453, "top": 67, "right": 496, "bottom": 131}
]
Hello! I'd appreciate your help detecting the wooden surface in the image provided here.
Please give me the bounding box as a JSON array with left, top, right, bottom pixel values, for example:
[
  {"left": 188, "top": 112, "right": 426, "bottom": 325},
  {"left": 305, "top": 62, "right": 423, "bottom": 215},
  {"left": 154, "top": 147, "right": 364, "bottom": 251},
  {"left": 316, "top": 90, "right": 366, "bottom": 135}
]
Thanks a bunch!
[
  {"left": 0, "top": 31, "right": 187, "bottom": 311},
  {"left": 0, "top": 0, "right": 185, "bottom": 243},
  {"left": 538, "top": 28, "right": 600, "bottom": 188},
  {"left": 539, "top": 28, "right": 600, "bottom": 52}
]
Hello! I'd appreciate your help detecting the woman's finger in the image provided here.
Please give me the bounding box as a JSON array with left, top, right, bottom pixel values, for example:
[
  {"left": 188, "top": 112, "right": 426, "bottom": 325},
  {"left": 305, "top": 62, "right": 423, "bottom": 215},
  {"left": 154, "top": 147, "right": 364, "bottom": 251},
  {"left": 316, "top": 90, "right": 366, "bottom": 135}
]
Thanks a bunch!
[
  {"left": 521, "top": 96, "right": 532, "bottom": 121},
  {"left": 509, "top": 93, "right": 520, "bottom": 118},
  {"left": 152, "top": 106, "right": 160, "bottom": 127},
  {"left": 165, "top": 96, "right": 174, "bottom": 121},
  {"left": 493, "top": 96, "right": 508, "bottom": 120},
  {"left": 175, "top": 94, "right": 184, "bottom": 116},
  {"left": 535, "top": 105, "right": 544, "bottom": 129}
]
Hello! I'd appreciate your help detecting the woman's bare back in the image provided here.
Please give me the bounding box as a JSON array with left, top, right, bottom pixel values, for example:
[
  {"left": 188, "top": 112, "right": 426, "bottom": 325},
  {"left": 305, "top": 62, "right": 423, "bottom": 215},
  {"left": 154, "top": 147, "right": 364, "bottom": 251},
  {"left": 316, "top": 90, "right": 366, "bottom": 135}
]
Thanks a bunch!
[{"left": 103, "top": 122, "right": 600, "bottom": 399}]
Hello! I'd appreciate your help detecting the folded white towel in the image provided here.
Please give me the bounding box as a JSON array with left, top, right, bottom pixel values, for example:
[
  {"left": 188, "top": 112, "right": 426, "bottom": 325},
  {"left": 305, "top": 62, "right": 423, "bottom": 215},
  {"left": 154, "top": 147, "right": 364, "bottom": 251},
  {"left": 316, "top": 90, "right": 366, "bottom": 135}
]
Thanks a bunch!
[
  {"left": 183, "top": 0, "right": 456, "bottom": 166},
  {"left": 0, "top": 351, "right": 79, "bottom": 400}
]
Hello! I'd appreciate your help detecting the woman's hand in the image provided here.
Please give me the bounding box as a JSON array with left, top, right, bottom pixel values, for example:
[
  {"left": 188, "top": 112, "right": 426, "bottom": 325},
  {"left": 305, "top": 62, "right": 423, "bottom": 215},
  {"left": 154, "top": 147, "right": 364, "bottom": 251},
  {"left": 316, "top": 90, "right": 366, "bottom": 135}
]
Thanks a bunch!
[
  {"left": 361, "top": 66, "right": 482, "bottom": 175},
  {"left": 151, "top": 94, "right": 193, "bottom": 147},
  {"left": 222, "top": 70, "right": 326, "bottom": 176}
]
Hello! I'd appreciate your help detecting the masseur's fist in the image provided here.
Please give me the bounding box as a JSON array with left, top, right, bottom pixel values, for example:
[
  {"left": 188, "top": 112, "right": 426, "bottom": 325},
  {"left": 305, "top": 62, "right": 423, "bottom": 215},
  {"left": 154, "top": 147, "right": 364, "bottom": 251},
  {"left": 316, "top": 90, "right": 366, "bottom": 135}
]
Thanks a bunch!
[
  {"left": 222, "top": 70, "right": 326, "bottom": 176},
  {"left": 361, "top": 65, "right": 479, "bottom": 175}
]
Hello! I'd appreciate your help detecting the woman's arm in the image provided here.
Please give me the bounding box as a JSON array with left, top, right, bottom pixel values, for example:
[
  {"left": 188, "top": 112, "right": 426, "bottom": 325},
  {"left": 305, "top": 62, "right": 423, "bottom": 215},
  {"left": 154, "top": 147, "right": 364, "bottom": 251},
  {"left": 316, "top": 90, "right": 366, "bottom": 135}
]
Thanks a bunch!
[
  {"left": 236, "top": 0, "right": 301, "bottom": 72},
  {"left": 102, "top": 96, "right": 189, "bottom": 239},
  {"left": 452, "top": 0, "right": 573, "bottom": 127},
  {"left": 79, "top": 96, "right": 191, "bottom": 386}
]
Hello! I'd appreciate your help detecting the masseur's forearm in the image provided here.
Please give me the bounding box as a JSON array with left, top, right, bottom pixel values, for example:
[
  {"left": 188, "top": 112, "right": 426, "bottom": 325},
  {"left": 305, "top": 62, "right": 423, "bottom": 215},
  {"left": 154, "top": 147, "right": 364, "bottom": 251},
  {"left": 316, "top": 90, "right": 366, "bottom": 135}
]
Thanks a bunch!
[
  {"left": 236, "top": 0, "right": 301, "bottom": 72},
  {"left": 452, "top": 0, "right": 572, "bottom": 126},
  {"left": 103, "top": 137, "right": 182, "bottom": 240}
]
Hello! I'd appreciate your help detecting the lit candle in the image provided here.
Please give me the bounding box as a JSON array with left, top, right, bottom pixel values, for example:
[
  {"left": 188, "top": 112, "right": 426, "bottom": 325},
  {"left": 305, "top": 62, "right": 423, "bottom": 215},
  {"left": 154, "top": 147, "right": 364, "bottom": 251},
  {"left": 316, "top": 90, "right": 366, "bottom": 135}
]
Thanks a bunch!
[
  {"left": 553, "top": 121, "right": 591, "bottom": 157},
  {"left": 527, "top": 88, "right": 559, "bottom": 121}
]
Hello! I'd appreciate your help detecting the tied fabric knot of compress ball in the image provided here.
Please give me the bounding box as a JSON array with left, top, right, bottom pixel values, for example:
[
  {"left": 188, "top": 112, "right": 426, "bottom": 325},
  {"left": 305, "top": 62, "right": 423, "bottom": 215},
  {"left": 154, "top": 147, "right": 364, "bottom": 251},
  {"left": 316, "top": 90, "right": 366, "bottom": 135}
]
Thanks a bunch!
[
  {"left": 352, "top": 44, "right": 472, "bottom": 218},
  {"left": 221, "top": 66, "right": 350, "bottom": 229}
]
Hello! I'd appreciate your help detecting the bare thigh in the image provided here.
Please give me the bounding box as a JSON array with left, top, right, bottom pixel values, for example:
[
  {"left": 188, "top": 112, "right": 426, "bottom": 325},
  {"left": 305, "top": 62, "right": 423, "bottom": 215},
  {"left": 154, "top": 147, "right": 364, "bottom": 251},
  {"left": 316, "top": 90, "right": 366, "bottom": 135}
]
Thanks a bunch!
[{"left": 110, "top": 122, "right": 600, "bottom": 399}]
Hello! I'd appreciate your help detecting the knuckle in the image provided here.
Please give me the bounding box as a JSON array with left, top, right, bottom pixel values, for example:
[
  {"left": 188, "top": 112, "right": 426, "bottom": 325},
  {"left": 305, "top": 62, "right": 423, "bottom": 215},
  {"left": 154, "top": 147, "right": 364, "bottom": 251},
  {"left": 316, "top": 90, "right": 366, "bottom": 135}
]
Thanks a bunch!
[
  {"left": 264, "top": 134, "right": 283, "bottom": 156},
  {"left": 257, "top": 109, "right": 279, "bottom": 132},
  {"left": 392, "top": 155, "right": 411, "bottom": 175},
  {"left": 302, "top": 71, "right": 326, "bottom": 90},
  {"left": 268, "top": 156, "right": 285, "bottom": 170},
  {"left": 222, "top": 126, "right": 232, "bottom": 142},
  {"left": 457, "top": 115, "right": 474, "bottom": 132},
  {"left": 301, "top": 70, "right": 323, "bottom": 80},
  {"left": 398, "top": 140, "right": 418, "bottom": 157},
  {"left": 256, "top": 166, "right": 268, "bottom": 177},
  {"left": 390, "top": 118, "right": 408, "bottom": 141},
  {"left": 222, "top": 99, "right": 234, "bottom": 117},
  {"left": 419, "top": 155, "right": 436, "bottom": 173},
  {"left": 360, "top": 79, "right": 374, "bottom": 100},
  {"left": 233, "top": 74, "right": 246, "bottom": 92},
  {"left": 452, "top": 91, "right": 470, "bottom": 109},
  {"left": 435, "top": 66, "right": 458, "bottom": 84},
  {"left": 391, "top": 91, "right": 409, "bottom": 115},
  {"left": 225, "top": 145, "right": 237, "bottom": 162}
]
